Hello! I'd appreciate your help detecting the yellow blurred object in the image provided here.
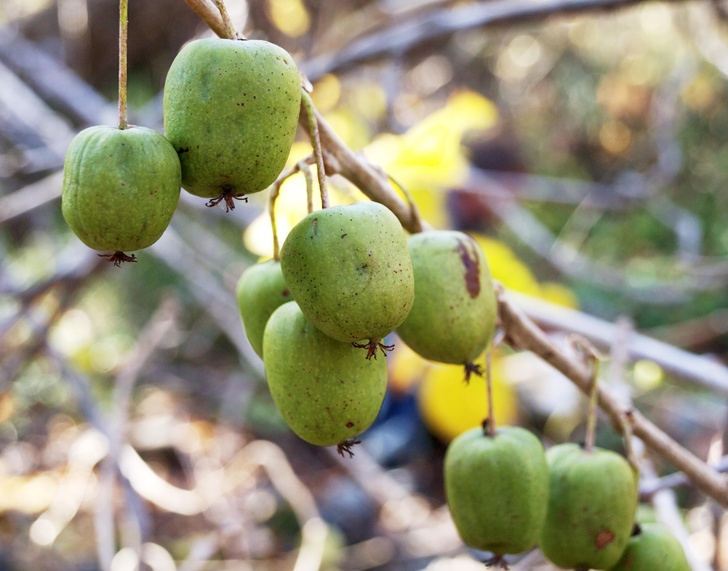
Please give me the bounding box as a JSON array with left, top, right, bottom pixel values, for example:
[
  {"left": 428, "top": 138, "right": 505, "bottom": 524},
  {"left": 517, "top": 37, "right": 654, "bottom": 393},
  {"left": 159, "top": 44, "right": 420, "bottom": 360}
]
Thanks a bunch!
[
  {"left": 364, "top": 90, "right": 500, "bottom": 229},
  {"left": 268, "top": 0, "right": 310, "bottom": 37},
  {"left": 311, "top": 74, "right": 341, "bottom": 112},
  {"left": 0, "top": 473, "right": 59, "bottom": 514},
  {"left": 471, "top": 234, "right": 541, "bottom": 296},
  {"left": 416, "top": 352, "right": 518, "bottom": 443},
  {"left": 538, "top": 281, "right": 580, "bottom": 309},
  {"left": 388, "top": 342, "right": 431, "bottom": 394},
  {"left": 471, "top": 234, "right": 580, "bottom": 309},
  {"left": 633, "top": 359, "right": 663, "bottom": 391}
]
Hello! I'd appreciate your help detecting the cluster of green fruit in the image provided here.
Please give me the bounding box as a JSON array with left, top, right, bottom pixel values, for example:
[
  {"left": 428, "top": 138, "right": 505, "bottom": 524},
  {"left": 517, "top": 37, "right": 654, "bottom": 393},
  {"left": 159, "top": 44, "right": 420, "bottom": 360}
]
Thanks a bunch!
[
  {"left": 445, "top": 426, "right": 690, "bottom": 570},
  {"left": 61, "top": 37, "right": 301, "bottom": 263},
  {"left": 237, "top": 210, "right": 498, "bottom": 453}
]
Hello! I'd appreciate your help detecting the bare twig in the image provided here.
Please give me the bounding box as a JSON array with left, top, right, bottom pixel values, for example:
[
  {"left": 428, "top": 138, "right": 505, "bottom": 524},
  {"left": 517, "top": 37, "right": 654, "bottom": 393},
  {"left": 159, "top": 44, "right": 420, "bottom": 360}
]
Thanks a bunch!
[
  {"left": 498, "top": 284, "right": 728, "bottom": 507},
  {"left": 302, "top": 103, "right": 429, "bottom": 234},
  {"left": 182, "top": 0, "right": 227, "bottom": 38},
  {"left": 510, "top": 291, "right": 728, "bottom": 397},
  {"left": 301, "top": 0, "right": 705, "bottom": 81}
]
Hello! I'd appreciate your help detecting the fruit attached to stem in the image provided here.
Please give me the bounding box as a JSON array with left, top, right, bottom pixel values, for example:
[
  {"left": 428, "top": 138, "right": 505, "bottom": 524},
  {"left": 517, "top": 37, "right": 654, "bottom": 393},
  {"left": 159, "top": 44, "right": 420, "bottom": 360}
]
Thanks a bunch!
[
  {"left": 61, "top": 125, "right": 181, "bottom": 259},
  {"left": 263, "top": 302, "right": 388, "bottom": 447},
  {"left": 444, "top": 425, "right": 549, "bottom": 565},
  {"left": 163, "top": 38, "right": 301, "bottom": 208}
]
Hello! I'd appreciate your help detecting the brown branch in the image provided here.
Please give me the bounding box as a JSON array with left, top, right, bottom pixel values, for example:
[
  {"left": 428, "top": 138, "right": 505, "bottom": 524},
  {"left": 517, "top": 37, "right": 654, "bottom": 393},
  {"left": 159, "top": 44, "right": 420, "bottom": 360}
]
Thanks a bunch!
[
  {"left": 301, "top": 102, "right": 429, "bottom": 234},
  {"left": 301, "top": 0, "right": 708, "bottom": 81},
  {"left": 180, "top": 0, "right": 728, "bottom": 509},
  {"left": 183, "top": 0, "right": 227, "bottom": 38},
  {"left": 497, "top": 284, "right": 728, "bottom": 507}
]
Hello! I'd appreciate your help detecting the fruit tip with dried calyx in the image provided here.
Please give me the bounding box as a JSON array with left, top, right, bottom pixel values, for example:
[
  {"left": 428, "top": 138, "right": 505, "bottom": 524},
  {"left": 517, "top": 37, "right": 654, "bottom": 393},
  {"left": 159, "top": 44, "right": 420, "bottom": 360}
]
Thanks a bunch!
[{"left": 336, "top": 439, "right": 361, "bottom": 458}]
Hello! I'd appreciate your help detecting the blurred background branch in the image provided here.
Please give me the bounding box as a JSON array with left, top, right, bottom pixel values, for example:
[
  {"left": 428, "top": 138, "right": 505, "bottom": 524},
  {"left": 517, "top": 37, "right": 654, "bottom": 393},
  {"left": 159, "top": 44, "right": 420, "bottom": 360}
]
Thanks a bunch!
[{"left": 3, "top": 0, "right": 728, "bottom": 568}]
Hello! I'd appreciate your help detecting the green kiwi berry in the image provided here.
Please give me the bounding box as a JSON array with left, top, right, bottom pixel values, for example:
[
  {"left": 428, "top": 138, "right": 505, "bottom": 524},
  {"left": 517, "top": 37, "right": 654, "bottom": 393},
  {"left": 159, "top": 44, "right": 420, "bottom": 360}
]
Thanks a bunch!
[
  {"left": 236, "top": 259, "right": 292, "bottom": 358},
  {"left": 444, "top": 425, "right": 549, "bottom": 562},
  {"left": 279, "top": 201, "right": 414, "bottom": 357},
  {"left": 396, "top": 231, "right": 496, "bottom": 372},
  {"left": 607, "top": 523, "right": 690, "bottom": 571},
  {"left": 163, "top": 38, "right": 301, "bottom": 207},
  {"left": 61, "top": 125, "right": 180, "bottom": 258},
  {"left": 539, "top": 443, "right": 638, "bottom": 570},
  {"left": 262, "top": 302, "right": 388, "bottom": 448}
]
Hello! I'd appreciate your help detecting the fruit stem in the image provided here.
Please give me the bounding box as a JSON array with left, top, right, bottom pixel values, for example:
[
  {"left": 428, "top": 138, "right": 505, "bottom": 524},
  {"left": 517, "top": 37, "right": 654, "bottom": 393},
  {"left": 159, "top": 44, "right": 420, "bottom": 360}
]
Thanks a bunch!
[
  {"left": 584, "top": 353, "right": 601, "bottom": 454},
  {"left": 269, "top": 178, "right": 282, "bottom": 262},
  {"left": 213, "top": 0, "right": 237, "bottom": 39},
  {"left": 387, "top": 173, "right": 424, "bottom": 236},
  {"left": 301, "top": 90, "right": 329, "bottom": 209},
  {"left": 268, "top": 156, "right": 316, "bottom": 260},
  {"left": 117, "top": 0, "right": 128, "bottom": 130},
  {"left": 300, "top": 160, "right": 314, "bottom": 214},
  {"left": 485, "top": 349, "right": 497, "bottom": 437}
]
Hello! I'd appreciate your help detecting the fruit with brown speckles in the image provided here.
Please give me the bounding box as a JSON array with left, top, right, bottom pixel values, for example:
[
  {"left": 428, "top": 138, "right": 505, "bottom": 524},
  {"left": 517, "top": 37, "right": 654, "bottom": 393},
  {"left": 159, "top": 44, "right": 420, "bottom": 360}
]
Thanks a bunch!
[
  {"left": 279, "top": 201, "right": 415, "bottom": 348},
  {"left": 607, "top": 523, "right": 690, "bottom": 571},
  {"left": 262, "top": 302, "right": 387, "bottom": 446},
  {"left": 396, "top": 230, "right": 496, "bottom": 366},
  {"left": 236, "top": 260, "right": 292, "bottom": 358},
  {"left": 444, "top": 425, "right": 549, "bottom": 558},
  {"left": 61, "top": 125, "right": 180, "bottom": 254},
  {"left": 163, "top": 38, "right": 301, "bottom": 199},
  {"left": 539, "top": 443, "right": 638, "bottom": 570}
]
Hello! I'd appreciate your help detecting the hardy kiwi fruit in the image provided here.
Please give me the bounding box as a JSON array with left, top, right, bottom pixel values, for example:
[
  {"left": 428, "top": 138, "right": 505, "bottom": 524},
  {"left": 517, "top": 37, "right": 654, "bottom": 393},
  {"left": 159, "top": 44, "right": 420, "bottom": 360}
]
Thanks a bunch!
[
  {"left": 61, "top": 125, "right": 181, "bottom": 257},
  {"left": 279, "top": 201, "right": 414, "bottom": 356},
  {"left": 262, "top": 302, "right": 388, "bottom": 448},
  {"left": 539, "top": 443, "right": 638, "bottom": 570},
  {"left": 444, "top": 425, "right": 549, "bottom": 563},
  {"left": 236, "top": 260, "right": 292, "bottom": 358},
  {"left": 396, "top": 230, "right": 496, "bottom": 370},
  {"left": 163, "top": 38, "right": 301, "bottom": 206},
  {"left": 608, "top": 523, "right": 690, "bottom": 571}
]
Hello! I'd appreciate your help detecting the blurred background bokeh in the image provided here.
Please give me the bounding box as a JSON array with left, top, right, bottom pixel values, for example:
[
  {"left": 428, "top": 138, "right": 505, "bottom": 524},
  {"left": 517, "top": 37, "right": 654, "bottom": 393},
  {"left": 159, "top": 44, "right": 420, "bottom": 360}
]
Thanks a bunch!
[{"left": 2, "top": 0, "right": 728, "bottom": 569}]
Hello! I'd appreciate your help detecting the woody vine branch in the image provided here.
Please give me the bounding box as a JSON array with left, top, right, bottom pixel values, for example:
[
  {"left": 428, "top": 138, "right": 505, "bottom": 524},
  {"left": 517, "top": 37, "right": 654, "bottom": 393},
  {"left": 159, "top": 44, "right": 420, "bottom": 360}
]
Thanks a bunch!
[{"left": 184, "top": 0, "right": 728, "bottom": 508}]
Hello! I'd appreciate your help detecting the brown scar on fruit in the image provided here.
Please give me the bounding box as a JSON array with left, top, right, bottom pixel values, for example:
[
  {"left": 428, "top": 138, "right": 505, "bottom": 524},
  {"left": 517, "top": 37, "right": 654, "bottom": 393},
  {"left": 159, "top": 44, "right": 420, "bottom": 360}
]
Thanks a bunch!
[
  {"left": 98, "top": 251, "right": 137, "bottom": 267},
  {"left": 595, "top": 529, "right": 616, "bottom": 549},
  {"left": 464, "top": 361, "right": 483, "bottom": 383},
  {"left": 484, "top": 554, "right": 509, "bottom": 569},
  {"left": 352, "top": 339, "right": 394, "bottom": 360},
  {"left": 206, "top": 184, "right": 248, "bottom": 212},
  {"left": 337, "top": 438, "right": 361, "bottom": 458},
  {"left": 455, "top": 236, "right": 481, "bottom": 298}
]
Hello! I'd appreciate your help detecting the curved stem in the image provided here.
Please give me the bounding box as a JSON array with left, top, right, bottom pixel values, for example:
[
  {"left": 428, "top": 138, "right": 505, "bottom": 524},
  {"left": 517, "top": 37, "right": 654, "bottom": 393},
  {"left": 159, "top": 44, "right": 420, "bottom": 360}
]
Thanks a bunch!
[
  {"left": 269, "top": 182, "right": 282, "bottom": 262},
  {"left": 213, "top": 0, "right": 237, "bottom": 39},
  {"left": 584, "top": 355, "right": 601, "bottom": 453},
  {"left": 298, "top": 160, "right": 314, "bottom": 214},
  {"left": 485, "top": 349, "right": 496, "bottom": 436},
  {"left": 387, "top": 173, "right": 424, "bottom": 235},
  {"left": 118, "top": 0, "right": 128, "bottom": 130},
  {"left": 301, "top": 90, "right": 329, "bottom": 209}
]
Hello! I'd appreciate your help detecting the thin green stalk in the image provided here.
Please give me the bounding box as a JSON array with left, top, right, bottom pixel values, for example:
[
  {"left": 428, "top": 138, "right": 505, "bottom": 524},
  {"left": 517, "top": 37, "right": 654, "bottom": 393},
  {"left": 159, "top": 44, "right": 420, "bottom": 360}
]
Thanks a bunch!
[
  {"left": 584, "top": 356, "right": 601, "bottom": 453},
  {"left": 387, "top": 173, "right": 424, "bottom": 235},
  {"left": 301, "top": 91, "right": 329, "bottom": 209},
  {"left": 118, "top": 0, "right": 128, "bottom": 129},
  {"left": 298, "top": 160, "right": 314, "bottom": 214},
  {"left": 214, "top": 0, "right": 237, "bottom": 39},
  {"left": 269, "top": 181, "right": 282, "bottom": 261},
  {"left": 485, "top": 349, "right": 496, "bottom": 436}
]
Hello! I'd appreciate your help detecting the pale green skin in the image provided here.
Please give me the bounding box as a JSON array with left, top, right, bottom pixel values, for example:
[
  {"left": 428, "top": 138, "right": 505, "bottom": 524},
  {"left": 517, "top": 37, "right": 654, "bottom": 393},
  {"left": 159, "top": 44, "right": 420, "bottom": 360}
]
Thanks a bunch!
[
  {"left": 279, "top": 202, "right": 415, "bottom": 343},
  {"left": 444, "top": 426, "right": 549, "bottom": 556},
  {"left": 236, "top": 260, "right": 292, "bottom": 358},
  {"left": 540, "top": 443, "right": 639, "bottom": 570},
  {"left": 61, "top": 125, "right": 181, "bottom": 252},
  {"left": 262, "top": 302, "right": 388, "bottom": 446},
  {"left": 396, "top": 231, "right": 496, "bottom": 365},
  {"left": 163, "top": 38, "right": 301, "bottom": 198},
  {"left": 608, "top": 523, "right": 690, "bottom": 571}
]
